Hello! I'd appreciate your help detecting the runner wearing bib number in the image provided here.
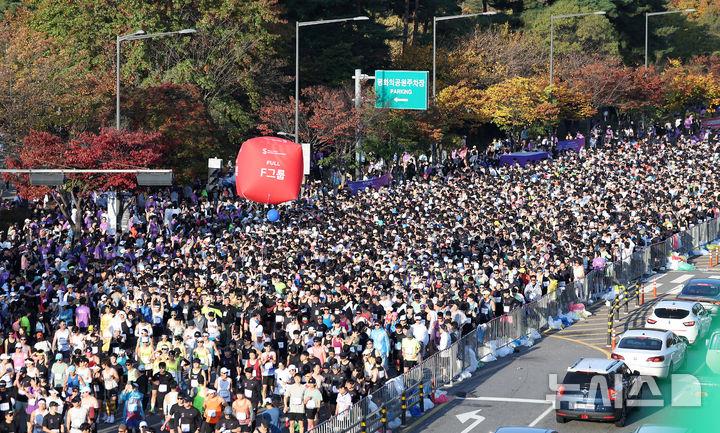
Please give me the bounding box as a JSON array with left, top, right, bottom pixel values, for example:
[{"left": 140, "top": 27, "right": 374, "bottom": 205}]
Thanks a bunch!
[
  {"left": 65, "top": 398, "right": 88, "bottom": 433},
  {"left": 231, "top": 391, "right": 252, "bottom": 433},
  {"left": 259, "top": 345, "right": 276, "bottom": 401},
  {"left": 193, "top": 342, "right": 212, "bottom": 371},
  {"left": 283, "top": 374, "right": 305, "bottom": 433},
  {"left": 201, "top": 389, "right": 224, "bottom": 433},
  {"left": 176, "top": 398, "right": 202, "bottom": 433},
  {"left": 213, "top": 370, "right": 232, "bottom": 403},
  {"left": 303, "top": 379, "right": 323, "bottom": 430},
  {"left": 101, "top": 361, "right": 119, "bottom": 424},
  {"left": 53, "top": 324, "right": 71, "bottom": 358},
  {"left": 136, "top": 339, "right": 154, "bottom": 371}
]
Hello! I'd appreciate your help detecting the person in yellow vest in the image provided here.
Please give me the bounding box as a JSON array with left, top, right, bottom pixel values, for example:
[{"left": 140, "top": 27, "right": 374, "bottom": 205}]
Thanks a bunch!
[
  {"left": 193, "top": 340, "right": 212, "bottom": 372},
  {"left": 100, "top": 306, "right": 114, "bottom": 342},
  {"left": 151, "top": 350, "right": 164, "bottom": 375},
  {"left": 401, "top": 331, "right": 421, "bottom": 373},
  {"left": 165, "top": 349, "right": 180, "bottom": 384},
  {"left": 172, "top": 336, "right": 187, "bottom": 359},
  {"left": 136, "top": 337, "right": 155, "bottom": 371},
  {"left": 156, "top": 334, "right": 172, "bottom": 352},
  {"left": 201, "top": 388, "right": 225, "bottom": 433}
]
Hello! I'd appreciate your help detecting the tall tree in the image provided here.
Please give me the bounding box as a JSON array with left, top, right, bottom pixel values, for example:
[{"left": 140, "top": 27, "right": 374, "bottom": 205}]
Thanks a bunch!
[
  {"left": 0, "top": 15, "right": 111, "bottom": 149},
  {"left": 480, "top": 76, "right": 558, "bottom": 144},
  {"left": 20, "top": 0, "right": 283, "bottom": 149},
  {"left": 280, "top": 0, "right": 394, "bottom": 88},
  {"left": 6, "top": 129, "right": 168, "bottom": 238},
  {"left": 101, "top": 83, "right": 221, "bottom": 184},
  {"left": 257, "top": 86, "right": 361, "bottom": 169},
  {"left": 524, "top": 0, "right": 621, "bottom": 58}
]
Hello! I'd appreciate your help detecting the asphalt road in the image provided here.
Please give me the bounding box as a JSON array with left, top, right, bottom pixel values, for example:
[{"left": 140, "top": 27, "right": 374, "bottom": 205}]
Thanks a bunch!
[{"left": 408, "top": 269, "right": 720, "bottom": 433}]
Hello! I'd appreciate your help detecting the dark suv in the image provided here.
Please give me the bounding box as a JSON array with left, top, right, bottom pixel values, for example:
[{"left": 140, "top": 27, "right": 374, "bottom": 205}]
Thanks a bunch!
[{"left": 555, "top": 358, "right": 640, "bottom": 427}]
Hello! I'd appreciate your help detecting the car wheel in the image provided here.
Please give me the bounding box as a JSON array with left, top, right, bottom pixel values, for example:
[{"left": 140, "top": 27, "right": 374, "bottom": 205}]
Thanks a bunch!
[
  {"left": 556, "top": 414, "right": 566, "bottom": 424},
  {"left": 614, "top": 404, "right": 627, "bottom": 427}
]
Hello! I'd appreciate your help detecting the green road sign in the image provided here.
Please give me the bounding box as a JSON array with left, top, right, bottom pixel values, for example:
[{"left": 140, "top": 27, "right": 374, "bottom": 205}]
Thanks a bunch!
[{"left": 375, "top": 70, "right": 428, "bottom": 110}]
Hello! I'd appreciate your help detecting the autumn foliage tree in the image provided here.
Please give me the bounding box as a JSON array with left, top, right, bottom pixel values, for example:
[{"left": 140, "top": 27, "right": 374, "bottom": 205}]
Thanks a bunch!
[
  {"left": 361, "top": 101, "right": 444, "bottom": 166},
  {"left": 101, "top": 83, "right": 221, "bottom": 184},
  {"left": 436, "top": 83, "right": 487, "bottom": 130},
  {"left": 480, "top": 76, "right": 558, "bottom": 144},
  {"left": 257, "top": 86, "right": 361, "bottom": 168},
  {"left": 6, "top": 129, "right": 168, "bottom": 238},
  {"left": 661, "top": 59, "right": 720, "bottom": 115},
  {"left": 0, "top": 14, "right": 111, "bottom": 148}
]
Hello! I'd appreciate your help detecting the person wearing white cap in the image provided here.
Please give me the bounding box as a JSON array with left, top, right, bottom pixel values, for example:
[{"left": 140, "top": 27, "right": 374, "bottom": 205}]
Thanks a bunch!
[
  {"left": 80, "top": 387, "right": 99, "bottom": 431},
  {"left": 201, "top": 388, "right": 225, "bottom": 433},
  {"left": 45, "top": 388, "right": 63, "bottom": 409},
  {"left": 213, "top": 368, "right": 232, "bottom": 404},
  {"left": 136, "top": 338, "right": 154, "bottom": 372}
]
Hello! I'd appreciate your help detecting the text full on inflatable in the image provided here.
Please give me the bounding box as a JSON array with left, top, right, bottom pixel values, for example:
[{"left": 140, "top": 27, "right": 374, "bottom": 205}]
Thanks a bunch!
[{"left": 235, "top": 136, "right": 303, "bottom": 205}]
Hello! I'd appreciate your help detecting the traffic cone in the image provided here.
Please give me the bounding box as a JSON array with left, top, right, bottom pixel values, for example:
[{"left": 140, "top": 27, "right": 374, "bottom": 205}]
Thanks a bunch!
[
  {"left": 653, "top": 277, "right": 657, "bottom": 298},
  {"left": 640, "top": 283, "right": 645, "bottom": 305}
]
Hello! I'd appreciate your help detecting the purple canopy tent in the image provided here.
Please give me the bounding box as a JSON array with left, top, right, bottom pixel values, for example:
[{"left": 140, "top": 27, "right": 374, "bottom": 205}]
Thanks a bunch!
[{"left": 499, "top": 151, "right": 550, "bottom": 167}]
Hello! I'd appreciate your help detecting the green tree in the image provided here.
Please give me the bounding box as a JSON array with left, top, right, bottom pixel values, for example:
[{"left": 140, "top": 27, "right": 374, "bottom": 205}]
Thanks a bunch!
[
  {"left": 21, "top": 0, "right": 283, "bottom": 152},
  {"left": 280, "top": 0, "right": 395, "bottom": 88},
  {"left": 524, "top": 0, "right": 620, "bottom": 58}
]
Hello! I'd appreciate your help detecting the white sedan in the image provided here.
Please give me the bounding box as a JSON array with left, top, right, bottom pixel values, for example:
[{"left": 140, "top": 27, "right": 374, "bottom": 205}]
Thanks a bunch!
[
  {"left": 646, "top": 300, "right": 712, "bottom": 344},
  {"left": 611, "top": 328, "right": 687, "bottom": 378}
]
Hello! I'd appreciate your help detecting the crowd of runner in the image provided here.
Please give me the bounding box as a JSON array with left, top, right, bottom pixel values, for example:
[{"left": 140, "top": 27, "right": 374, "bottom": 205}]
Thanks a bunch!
[{"left": 0, "top": 125, "right": 717, "bottom": 433}]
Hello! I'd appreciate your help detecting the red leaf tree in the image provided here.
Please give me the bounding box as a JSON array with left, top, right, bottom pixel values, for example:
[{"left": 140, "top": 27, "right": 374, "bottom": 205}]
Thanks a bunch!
[
  {"left": 6, "top": 128, "right": 168, "bottom": 238},
  {"left": 257, "top": 86, "right": 361, "bottom": 168},
  {"left": 100, "top": 83, "right": 221, "bottom": 184}
]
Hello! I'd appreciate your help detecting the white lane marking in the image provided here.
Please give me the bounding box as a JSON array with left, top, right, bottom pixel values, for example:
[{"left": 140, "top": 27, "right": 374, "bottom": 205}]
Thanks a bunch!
[
  {"left": 709, "top": 275, "right": 720, "bottom": 279},
  {"left": 671, "top": 274, "right": 693, "bottom": 284},
  {"left": 459, "top": 397, "right": 552, "bottom": 404},
  {"left": 528, "top": 405, "right": 556, "bottom": 427},
  {"left": 669, "top": 285, "right": 684, "bottom": 295}
]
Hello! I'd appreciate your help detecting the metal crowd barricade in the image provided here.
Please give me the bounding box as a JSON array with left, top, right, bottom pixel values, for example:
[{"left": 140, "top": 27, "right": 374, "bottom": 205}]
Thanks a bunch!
[{"left": 311, "top": 216, "right": 720, "bottom": 433}]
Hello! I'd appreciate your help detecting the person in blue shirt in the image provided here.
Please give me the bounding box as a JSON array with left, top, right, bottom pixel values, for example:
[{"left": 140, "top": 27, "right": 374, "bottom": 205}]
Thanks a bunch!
[
  {"left": 260, "top": 398, "right": 284, "bottom": 433},
  {"left": 369, "top": 322, "right": 390, "bottom": 369},
  {"left": 119, "top": 382, "right": 145, "bottom": 432}
]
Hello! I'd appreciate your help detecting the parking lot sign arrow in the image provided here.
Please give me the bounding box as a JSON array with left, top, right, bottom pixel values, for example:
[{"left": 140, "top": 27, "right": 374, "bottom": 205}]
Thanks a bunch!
[
  {"left": 456, "top": 409, "right": 485, "bottom": 433},
  {"left": 375, "top": 70, "right": 428, "bottom": 110}
]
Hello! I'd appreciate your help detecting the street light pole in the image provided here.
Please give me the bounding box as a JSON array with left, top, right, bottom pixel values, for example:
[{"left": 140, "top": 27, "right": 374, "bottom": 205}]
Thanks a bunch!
[
  {"left": 117, "top": 30, "right": 144, "bottom": 130},
  {"left": 550, "top": 11, "right": 606, "bottom": 90},
  {"left": 115, "top": 28, "right": 196, "bottom": 129},
  {"left": 645, "top": 9, "right": 696, "bottom": 69},
  {"left": 294, "top": 16, "right": 369, "bottom": 145},
  {"left": 432, "top": 11, "right": 496, "bottom": 103}
]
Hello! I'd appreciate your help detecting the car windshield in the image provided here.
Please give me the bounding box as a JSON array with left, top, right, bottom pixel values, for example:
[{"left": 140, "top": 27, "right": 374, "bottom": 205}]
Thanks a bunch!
[
  {"left": 681, "top": 283, "right": 720, "bottom": 297},
  {"left": 654, "top": 308, "right": 690, "bottom": 319},
  {"left": 618, "top": 337, "right": 663, "bottom": 350}
]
